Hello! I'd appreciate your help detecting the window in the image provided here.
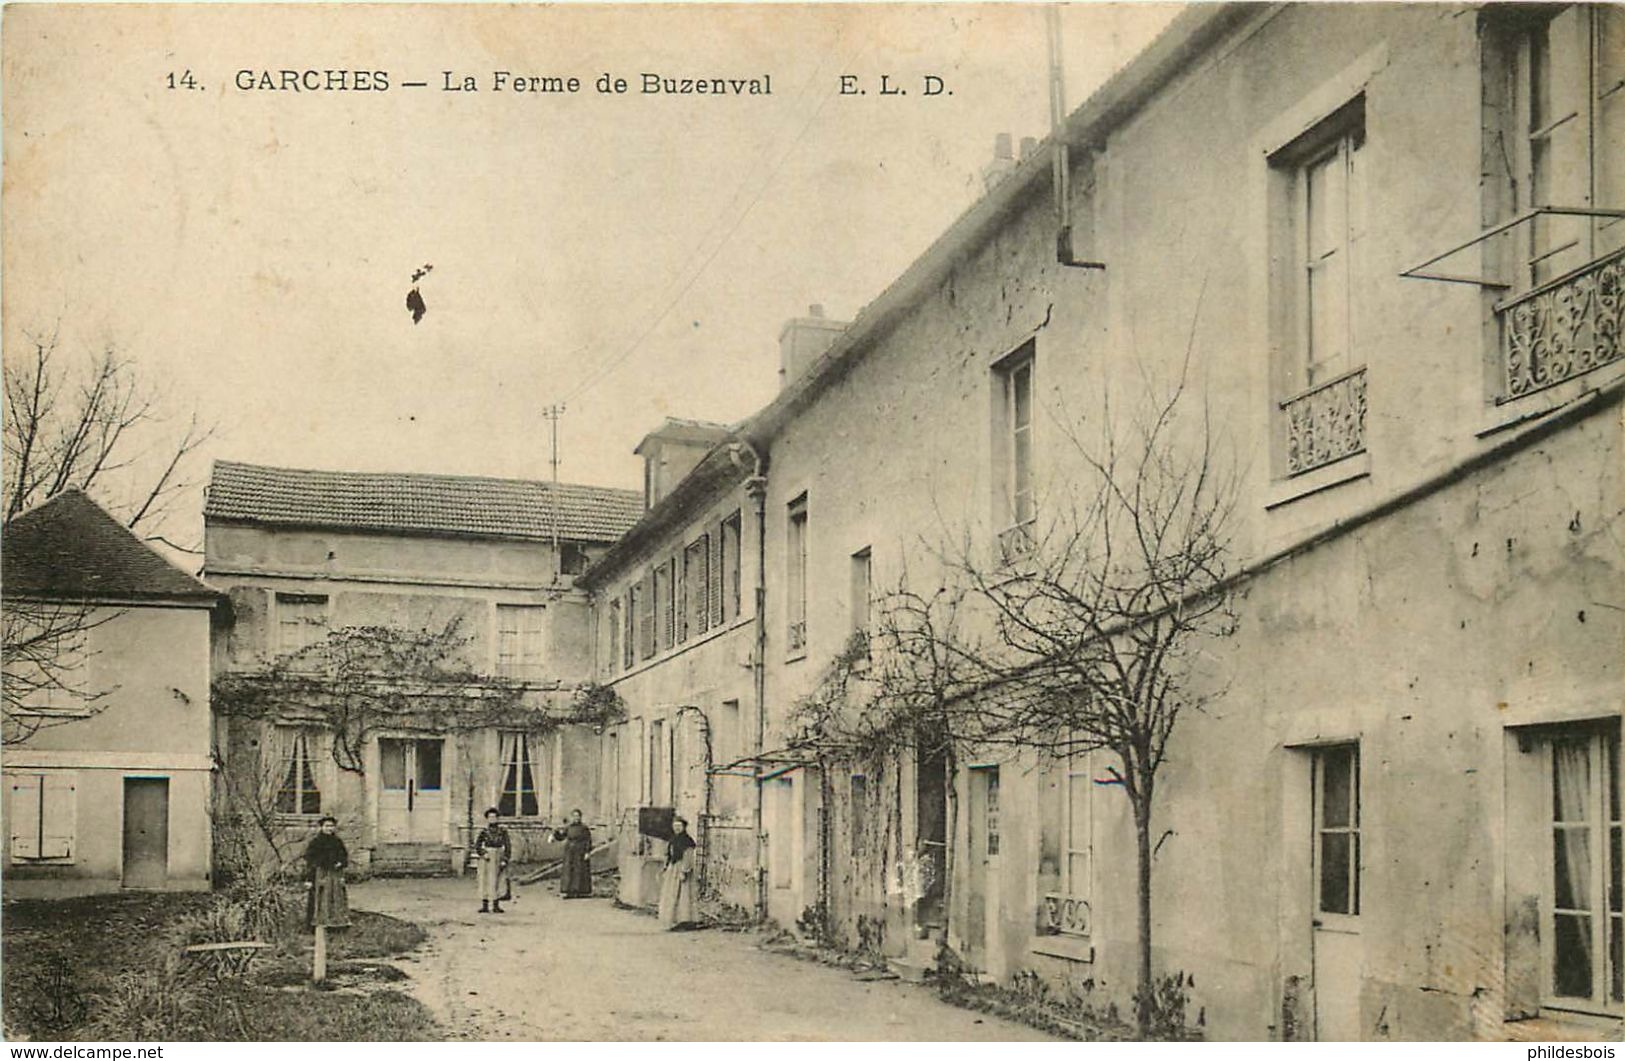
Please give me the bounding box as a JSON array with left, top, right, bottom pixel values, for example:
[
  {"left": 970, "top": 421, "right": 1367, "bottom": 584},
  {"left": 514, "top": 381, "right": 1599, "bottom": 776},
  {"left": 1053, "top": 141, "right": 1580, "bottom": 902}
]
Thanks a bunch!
[
  {"left": 721, "top": 511, "right": 743, "bottom": 623},
  {"left": 1268, "top": 96, "right": 1369, "bottom": 479},
  {"left": 1545, "top": 725, "right": 1622, "bottom": 1009},
  {"left": 716, "top": 700, "right": 741, "bottom": 816},
  {"left": 1501, "top": 5, "right": 1625, "bottom": 288},
  {"left": 685, "top": 536, "right": 710, "bottom": 640},
  {"left": 993, "top": 342, "right": 1036, "bottom": 557},
  {"left": 1064, "top": 748, "right": 1093, "bottom": 903},
  {"left": 787, "top": 494, "right": 808, "bottom": 654},
  {"left": 983, "top": 766, "right": 1001, "bottom": 857},
  {"left": 7, "top": 772, "right": 75, "bottom": 861},
  {"left": 495, "top": 605, "right": 546, "bottom": 682},
  {"left": 649, "top": 719, "right": 667, "bottom": 804},
  {"left": 276, "top": 728, "right": 322, "bottom": 816},
  {"left": 498, "top": 732, "right": 541, "bottom": 817},
  {"left": 675, "top": 550, "right": 688, "bottom": 644},
  {"left": 1314, "top": 744, "right": 1360, "bottom": 917},
  {"left": 277, "top": 594, "right": 328, "bottom": 657},
  {"left": 850, "top": 548, "right": 872, "bottom": 636},
  {"left": 606, "top": 599, "right": 621, "bottom": 675}
]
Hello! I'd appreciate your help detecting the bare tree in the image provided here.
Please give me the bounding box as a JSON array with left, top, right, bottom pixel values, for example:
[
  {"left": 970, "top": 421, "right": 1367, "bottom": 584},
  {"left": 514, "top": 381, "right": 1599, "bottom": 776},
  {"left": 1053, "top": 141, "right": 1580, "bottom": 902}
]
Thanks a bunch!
[
  {"left": 0, "top": 602, "right": 117, "bottom": 745},
  {"left": 4, "top": 328, "right": 212, "bottom": 533},
  {"left": 794, "top": 367, "right": 1237, "bottom": 1036}
]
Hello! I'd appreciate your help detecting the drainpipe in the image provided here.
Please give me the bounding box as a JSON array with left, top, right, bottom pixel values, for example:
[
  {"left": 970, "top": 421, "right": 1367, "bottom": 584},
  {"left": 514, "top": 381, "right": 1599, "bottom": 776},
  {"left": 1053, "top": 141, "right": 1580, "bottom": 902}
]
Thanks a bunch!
[{"left": 729, "top": 440, "right": 770, "bottom": 922}]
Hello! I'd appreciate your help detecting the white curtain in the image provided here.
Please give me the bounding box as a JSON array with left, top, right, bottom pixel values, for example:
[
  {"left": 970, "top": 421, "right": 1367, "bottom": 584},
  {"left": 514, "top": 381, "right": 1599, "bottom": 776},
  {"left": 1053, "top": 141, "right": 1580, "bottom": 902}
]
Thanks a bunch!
[
  {"left": 496, "top": 730, "right": 518, "bottom": 812},
  {"left": 1553, "top": 739, "right": 1594, "bottom": 991}
]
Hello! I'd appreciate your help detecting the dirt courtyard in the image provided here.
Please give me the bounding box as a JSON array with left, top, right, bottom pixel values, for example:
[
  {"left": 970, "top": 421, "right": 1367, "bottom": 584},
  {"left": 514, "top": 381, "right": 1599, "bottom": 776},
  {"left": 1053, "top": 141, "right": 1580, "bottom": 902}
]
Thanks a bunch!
[{"left": 350, "top": 876, "right": 1056, "bottom": 1042}]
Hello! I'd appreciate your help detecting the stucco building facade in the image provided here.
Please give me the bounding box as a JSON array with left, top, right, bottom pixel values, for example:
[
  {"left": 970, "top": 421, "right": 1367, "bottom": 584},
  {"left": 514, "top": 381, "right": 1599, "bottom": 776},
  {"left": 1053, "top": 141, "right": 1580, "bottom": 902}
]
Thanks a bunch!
[
  {"left": 581, "top": 3, "right": 1622, "bottom": 1040},
  {"left": 203, "top": 460, "right": 640, "bottom": 872},
  {"left": 3, "top": 490, "right": 222, "bottom": 897}
]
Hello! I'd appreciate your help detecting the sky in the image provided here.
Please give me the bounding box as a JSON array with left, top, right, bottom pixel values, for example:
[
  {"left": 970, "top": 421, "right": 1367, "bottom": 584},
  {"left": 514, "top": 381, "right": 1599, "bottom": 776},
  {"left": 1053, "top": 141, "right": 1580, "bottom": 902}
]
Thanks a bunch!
[{"left": 3, "top": 2, "right": 1182, "bottom": 547}]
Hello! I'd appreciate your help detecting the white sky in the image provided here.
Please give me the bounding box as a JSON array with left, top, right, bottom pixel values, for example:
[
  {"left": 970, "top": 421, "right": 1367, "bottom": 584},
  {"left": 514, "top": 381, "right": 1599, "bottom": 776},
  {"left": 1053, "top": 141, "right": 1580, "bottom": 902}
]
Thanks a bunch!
[{"left": 3, "top": 2, "right": 1182, "bottom": 546}]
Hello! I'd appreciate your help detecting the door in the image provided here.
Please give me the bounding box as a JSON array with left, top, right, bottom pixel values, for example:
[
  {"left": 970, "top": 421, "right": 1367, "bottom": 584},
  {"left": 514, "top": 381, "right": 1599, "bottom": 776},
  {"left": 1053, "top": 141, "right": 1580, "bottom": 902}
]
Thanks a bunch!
[
  {"left": 1311, "top": 744, "right": 1363, "bottom": 1040},
  {"left": 121, "top": 778, "right": 169, "bottom": 889},
  {"left": 377, "top": 738, "right": 445, "bottom": 843}
]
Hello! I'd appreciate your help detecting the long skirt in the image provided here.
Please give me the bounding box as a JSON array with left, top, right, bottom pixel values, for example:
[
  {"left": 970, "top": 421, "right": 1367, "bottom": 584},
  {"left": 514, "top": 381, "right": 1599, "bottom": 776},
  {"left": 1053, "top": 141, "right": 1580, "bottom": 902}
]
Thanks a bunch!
[
  {"left": 657, "top": 862, "right": 694, "bottom": 928},
  {"left": 476, "top": 849, "right": 507, "bottom": 904},
  {"left": 561, "top": 845, "right": 592, "bottom": 898},
  {"left": 308, "top": 866, "right": 350, "bottom": 929}
]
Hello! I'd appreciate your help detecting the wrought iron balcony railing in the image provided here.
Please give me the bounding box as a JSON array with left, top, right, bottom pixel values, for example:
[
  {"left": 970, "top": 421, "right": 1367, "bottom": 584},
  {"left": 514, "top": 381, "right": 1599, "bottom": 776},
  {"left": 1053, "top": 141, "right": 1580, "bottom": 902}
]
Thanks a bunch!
[
  {"left": 1499, "top": 248, "right": 1624, "bottom": 402},
  {"left": 1280, "top": 365, "right": 1368, "bottom": 477},
  {"left": 787, "top": 619, "right": 807, "bottom": 653}
]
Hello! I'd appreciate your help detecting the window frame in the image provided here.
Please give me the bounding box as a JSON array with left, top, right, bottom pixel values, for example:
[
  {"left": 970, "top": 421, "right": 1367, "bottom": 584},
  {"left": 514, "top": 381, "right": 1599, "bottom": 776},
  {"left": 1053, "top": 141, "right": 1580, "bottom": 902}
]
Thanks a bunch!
[
  {"left": 275, "top": 726, "right": 324, "bottom": 818},
  {"left": 494, "top": 603, "right": 547, "bottom": 683},
  {"left": 1540, "top": 724, "right": 1623, "bottom": 1014},
  {"left": 1501, "top": 5, "right": 1625, "bottom": 291},
  {"left": 275, "top": 593, "right": 329, "bottom": 660},
  {"left": 497, "top": 731, "right": 543, "bottom": 819},
  {"left": 1312, "top": 743, "right": 1361, "bottom": 924},
  {"left": 786, "top": 494, "right": 809, "bottom": 657},
  {"left": 722, "top": 510, "right": 743, "bottom": 623}
]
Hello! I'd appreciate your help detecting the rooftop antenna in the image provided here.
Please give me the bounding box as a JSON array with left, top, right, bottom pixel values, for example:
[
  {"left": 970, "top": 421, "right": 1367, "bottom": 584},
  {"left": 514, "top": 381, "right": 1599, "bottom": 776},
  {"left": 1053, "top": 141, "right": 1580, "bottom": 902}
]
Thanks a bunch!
[{"left": 542, "top": 403, "right": 566, "bottom": 582}]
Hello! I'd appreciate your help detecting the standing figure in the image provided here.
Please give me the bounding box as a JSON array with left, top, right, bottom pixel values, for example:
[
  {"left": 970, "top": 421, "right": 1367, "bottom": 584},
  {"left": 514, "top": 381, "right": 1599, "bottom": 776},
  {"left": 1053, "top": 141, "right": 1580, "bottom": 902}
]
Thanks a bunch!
[
  {"left": 475, "top": 807, "right": 511, "bottom": 914},
  {"left": 555, "top": 808, "right": 593, "bottom": 899},
  {"left": 304, "top": 815, "right": 351, "bottom": 930},
  {"left": 657, "top": 815, "right": 697, "bottom": 929}
]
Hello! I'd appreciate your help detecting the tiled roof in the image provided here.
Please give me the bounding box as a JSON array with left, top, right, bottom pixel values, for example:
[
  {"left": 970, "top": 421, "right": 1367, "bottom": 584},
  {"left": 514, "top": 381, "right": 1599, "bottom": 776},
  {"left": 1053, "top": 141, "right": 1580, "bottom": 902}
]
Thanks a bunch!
[
  {"left": 205, "top": 461, "right": 643, "bottom": 544},
  {"left": 2, "top": 490, "right": 219, "bottom": 602}
]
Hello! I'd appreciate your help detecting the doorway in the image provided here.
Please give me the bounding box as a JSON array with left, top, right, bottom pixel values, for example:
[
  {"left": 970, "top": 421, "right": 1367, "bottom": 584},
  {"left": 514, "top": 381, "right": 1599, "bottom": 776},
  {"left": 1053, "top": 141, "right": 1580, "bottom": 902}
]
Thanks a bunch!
[
  {"left": 121, "top": 778, "right": 169, "bottom": 889},
  {"left": 1311, "top": 743, "right": 1362, "bottom": 1040},
  {"left": 378, "top": 738, "right": 445, "bottom": 844},
  {"left": 914, "top": 737, "right": 947, "bottom": 932}
]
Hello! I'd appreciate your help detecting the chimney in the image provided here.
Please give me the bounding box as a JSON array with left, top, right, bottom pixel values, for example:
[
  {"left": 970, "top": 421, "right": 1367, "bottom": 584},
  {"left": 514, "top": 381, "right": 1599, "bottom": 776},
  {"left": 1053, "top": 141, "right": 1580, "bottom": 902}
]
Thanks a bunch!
[
  {"left": 778, "top": 304, "right": 848, "bottom": 390},
  {"left": 1020, "top": 136, "right": 1039, "bottom": 161},
  {"left": 981, "top": 132, "right": 1018, "bottom": 192}
]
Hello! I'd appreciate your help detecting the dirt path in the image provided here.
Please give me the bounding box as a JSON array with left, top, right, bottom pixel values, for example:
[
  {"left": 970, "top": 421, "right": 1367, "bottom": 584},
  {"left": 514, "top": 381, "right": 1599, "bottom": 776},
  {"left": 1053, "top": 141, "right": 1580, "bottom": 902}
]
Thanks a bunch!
[{"left": 349, "top": 877, "right": 1056, "bottom": 1041}]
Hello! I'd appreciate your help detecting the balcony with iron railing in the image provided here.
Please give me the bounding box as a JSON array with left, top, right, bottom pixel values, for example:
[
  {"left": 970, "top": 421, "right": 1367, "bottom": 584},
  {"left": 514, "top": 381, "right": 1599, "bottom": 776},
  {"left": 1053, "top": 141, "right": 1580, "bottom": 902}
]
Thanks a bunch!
[
  {"left": 1498, "top": 247, "right": 1624, "bottom": 402},
  {"left": 1401, "top": 206, "right": 1625, "bottom": 407}
]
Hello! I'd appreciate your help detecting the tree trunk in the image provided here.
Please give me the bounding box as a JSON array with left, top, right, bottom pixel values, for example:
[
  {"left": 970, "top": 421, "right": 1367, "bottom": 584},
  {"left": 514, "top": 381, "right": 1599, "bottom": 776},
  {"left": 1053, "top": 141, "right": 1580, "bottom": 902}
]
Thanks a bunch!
[{"left": 1133, "top": 790, "right": 1154, "bottom": 1037}]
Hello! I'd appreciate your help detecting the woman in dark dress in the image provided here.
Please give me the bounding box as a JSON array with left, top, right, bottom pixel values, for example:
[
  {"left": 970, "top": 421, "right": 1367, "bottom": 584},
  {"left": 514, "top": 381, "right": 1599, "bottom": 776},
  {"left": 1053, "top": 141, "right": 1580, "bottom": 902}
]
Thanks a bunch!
[
  {"left": 304, "top": 815, "right": 351, "bottom": 930},
  {"left": 555, "top": 808, "right": 593, "bottom": 898}
]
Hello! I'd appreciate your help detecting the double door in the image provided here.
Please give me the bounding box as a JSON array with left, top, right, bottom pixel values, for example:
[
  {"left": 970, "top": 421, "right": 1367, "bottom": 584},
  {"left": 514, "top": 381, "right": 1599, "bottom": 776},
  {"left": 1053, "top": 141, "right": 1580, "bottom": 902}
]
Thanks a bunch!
[{"left": 378, "top": 738, "right": 444, "bottom": 844}]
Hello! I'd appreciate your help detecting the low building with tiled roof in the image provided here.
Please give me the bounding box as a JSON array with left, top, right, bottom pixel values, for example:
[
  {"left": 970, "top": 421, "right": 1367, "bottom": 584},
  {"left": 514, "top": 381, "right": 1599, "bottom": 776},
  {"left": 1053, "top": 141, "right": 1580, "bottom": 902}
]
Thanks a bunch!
[
  {"left": 3, "top": 490, "right": 220, "bottom": 897},
  {"left": 203, "top": 460, "right": 638, "bottom": 875},
  {"left": 206, "top": 460, "right": 642, "bottom": 546}
]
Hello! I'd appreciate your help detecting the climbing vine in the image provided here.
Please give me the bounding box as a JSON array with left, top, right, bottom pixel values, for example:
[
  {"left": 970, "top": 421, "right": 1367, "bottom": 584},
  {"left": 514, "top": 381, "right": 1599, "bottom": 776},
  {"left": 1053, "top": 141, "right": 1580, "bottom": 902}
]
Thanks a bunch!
[{"left": 214, "top": 618, "right": 624, "bottom": 774}]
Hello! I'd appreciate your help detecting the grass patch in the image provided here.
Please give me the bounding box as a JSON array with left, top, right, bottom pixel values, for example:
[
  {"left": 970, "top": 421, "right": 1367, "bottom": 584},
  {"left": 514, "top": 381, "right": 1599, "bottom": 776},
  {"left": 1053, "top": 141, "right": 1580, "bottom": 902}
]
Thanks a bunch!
[{"left": 3, "top": 890, "right": 439, "bottom": 1041}]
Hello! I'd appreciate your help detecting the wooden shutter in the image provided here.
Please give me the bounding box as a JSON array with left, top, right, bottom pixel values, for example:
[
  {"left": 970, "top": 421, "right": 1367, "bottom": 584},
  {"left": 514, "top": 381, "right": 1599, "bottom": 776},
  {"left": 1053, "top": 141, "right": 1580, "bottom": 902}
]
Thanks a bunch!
[
  {"left": 8, "top": 774, "right": 41, "bottom": 859},
  {"left": 40, "top": 774, "right": 75, "bottom": 859},
  {"left": 710, "top": 520, "right": 725, "bottom": 626},
  {"left": 639, "top": 573, "right": 656, "bottom": 659}
]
